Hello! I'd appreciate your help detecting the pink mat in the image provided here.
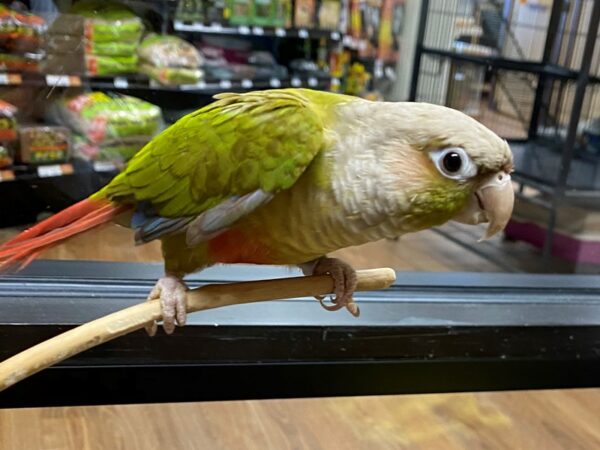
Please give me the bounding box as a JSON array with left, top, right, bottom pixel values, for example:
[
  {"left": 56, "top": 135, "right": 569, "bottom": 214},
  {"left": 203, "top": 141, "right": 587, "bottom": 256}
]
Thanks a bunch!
[{"left": 505, "top": 219, "right": 600, "bottom": 264}]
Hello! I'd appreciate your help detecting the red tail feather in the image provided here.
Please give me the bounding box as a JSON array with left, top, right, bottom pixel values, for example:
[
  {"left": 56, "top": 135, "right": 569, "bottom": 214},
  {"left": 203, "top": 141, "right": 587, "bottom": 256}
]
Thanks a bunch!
[{"left": 0, "top": 198, "right": 130, "bottom": 273}]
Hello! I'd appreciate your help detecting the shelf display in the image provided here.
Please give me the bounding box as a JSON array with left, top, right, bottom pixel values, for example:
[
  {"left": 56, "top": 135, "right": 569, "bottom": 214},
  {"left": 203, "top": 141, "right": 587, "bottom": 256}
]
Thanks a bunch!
[
  {"left": 344, "top": 61, "right": 370, "bottom": 95},
  {"left": 252, "top": 0, "right": 274, "bottom": 26},
  {"left": 294, "top": 0, "right": 316, "bottom": 28},
  {"left": 0, "top": 99, "right": 17, "bottom": 141},
  {"left": 0, "top": 0, "right": 405, "bottom": 227},
  {"left": 71, "top": 0, "right": 144, "bottom": 76},
  {"left": 45, "top": 91, "right": 162, "bottom": 163},
  {"left": 17, "top": 125, "right": 70, "bottom": 164},
  {"left": 175, "top": 0, "right": 204, "bottom": 23},
  {"left": 0, "top": 143, "right": 12, "bottom": 168},
  {"left": 138, "top": 33, "right": 204, "bottom": 86},
  {"left": 198, "top": 34, "right": 288, "bottom": 80},
  {"left": 228, "top": 0, "right": 252, "bottom": 25},
  {"left": 205, "top": 0, "right": 228, "bottom": 24},
  {"left": 376, "top": 0, "right": 402, "bottom": 62},
  {"left": 0, "top": 99, "right": 16, "bottom": 167},
  {"left": 0, "top": 5, "right": 46, "bottom": 73},
  {"left": 317, "top": 0, "right": 342, "bottom": 30},
  {"left": 43, "top": 14, "right": 85, "bottom": 75},
  {"left": 0, "top": 5, "right": 46, "bottom": 53}
]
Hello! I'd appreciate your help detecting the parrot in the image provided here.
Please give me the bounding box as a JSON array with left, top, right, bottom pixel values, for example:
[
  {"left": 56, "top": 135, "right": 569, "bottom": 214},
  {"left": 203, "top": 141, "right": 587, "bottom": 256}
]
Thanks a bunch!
[{"left": 0, "top": 89, "right": 514, "bottom": 334}]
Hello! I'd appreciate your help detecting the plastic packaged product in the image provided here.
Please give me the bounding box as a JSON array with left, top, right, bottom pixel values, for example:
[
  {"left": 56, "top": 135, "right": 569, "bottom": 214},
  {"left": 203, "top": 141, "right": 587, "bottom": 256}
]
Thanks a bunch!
[
  {"left": 0, "top": 99, "right": 17, "bottom": 141},
  {"left": 0, "top": 5, "right": 47, "bottom": 53},
  {"left": 376, "top": 0, "right": 403, "bottom": 62},
  {"left": 275, "top": 0, "right": 292, "bottom": 27},
  {"left": 138, "top": 34, "right": 203, "bottom": 69},
  {"left": 18, "top": 126, "right": 71, "bottom": 164},
  {"left": 0, "top": 143, "right": 13, "bottom": 167},
  {"left": 228, "top": 0, "right": 252, "bottom": 25},
  {"left": 71, "top": 0, "right": 144, "bottom": 43},
  {"left": 205, "top": 0, "right": 227, "bottom": 23},
  {"left": 0, "top": 52, "right": 41, "bottom": 72},
  {"left": 175, "top": 0, "right": 204, "bottom": 23},
  {"left": 85, "top": 39, "right": 138, "bottom": 56},
  {"left": 46, "top": 13, "right": 85, "bottom": 37},
  {"left": 294, "top": 0, "right": 316, "bottom": 28},
  {"left": 345, "top": 61, "right": 370, "bottom": 95},
  {"left": 318, "top": 0, "right": 341, "bottom": 30},
  {"left": 139, "top": 64, "right": 203, "bottom": 86},
  {"left": 44, "top": 34, "right": 85, "bottom": 54},
  {"left": 73, "top": 135, "right": 151, "bottom": 162},
  {"left": 85, "top": 54, "right": 138, "bottom": 75},
  {"left": 349, "top": 0, "right": 361, "bottom": 38},
  {"left": 46, "top": 91, "right": 162, "bottom": 146},
  {"left": 42, "top": 53, "right": 86, "bottom": 75},
  {"left": 359, "top": 0, "right": 383, "bottom": 58},
  {"left": 252, "top": 0, "right": 278, "bottom": 26}
]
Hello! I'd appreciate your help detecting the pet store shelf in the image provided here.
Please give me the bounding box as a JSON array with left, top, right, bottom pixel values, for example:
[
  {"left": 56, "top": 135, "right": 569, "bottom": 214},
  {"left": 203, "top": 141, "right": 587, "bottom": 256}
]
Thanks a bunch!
[
  {"left": 0, "top": 72, "right": 337, "bottom": 93},
  {"left": 173, "top": 21, "right": 343, "bottom": 41}
]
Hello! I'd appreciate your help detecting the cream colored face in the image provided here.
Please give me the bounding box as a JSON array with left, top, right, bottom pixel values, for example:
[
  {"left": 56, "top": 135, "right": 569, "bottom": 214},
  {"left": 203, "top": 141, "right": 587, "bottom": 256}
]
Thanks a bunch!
[{"left": 423, "top": 142, "right": 514, "bottom": 240}]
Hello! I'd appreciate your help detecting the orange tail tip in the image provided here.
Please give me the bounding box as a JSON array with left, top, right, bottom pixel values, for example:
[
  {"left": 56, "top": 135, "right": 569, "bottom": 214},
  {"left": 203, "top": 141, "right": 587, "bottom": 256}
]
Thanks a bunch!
[{"left": 0, "top": 198, "right": 130, "bottom": 273}]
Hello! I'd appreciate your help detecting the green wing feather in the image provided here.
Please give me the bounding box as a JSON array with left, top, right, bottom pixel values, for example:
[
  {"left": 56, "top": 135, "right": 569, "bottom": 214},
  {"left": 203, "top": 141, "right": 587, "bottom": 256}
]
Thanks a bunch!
[{"left": 95, "top": 89, "right": 332, "bottom": 219}]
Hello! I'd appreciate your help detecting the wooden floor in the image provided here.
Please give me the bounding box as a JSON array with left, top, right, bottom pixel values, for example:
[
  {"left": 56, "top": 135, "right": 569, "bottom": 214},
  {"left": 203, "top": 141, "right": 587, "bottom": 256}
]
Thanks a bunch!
[
  {"left": 1, "top": 224, "right": 599, "bottom": 449},
  {"left": 0, "top": 220, "right": 570, "bottom": 273},
  {"left": 2, "top": 389, "right": 600, "bottom": 449}
]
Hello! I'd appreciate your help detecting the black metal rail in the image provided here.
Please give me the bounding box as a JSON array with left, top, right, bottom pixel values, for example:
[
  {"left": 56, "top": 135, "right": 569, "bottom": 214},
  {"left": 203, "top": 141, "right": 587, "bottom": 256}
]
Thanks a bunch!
[{"left": 1, "top": 260, "right": 599, "bottom": 408}]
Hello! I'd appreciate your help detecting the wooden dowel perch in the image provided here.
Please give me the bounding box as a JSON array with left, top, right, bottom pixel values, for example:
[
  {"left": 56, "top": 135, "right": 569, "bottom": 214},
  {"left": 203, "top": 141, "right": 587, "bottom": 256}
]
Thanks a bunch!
[{"left": 0, "top": 268, "right": 395, "bottom": 392}]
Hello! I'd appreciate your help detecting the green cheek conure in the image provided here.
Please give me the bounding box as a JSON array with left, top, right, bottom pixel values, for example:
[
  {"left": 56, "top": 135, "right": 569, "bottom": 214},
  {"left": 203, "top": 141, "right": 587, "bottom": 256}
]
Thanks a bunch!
[{"left": 0, "top": 89, "right": 514, "bottom": 334}]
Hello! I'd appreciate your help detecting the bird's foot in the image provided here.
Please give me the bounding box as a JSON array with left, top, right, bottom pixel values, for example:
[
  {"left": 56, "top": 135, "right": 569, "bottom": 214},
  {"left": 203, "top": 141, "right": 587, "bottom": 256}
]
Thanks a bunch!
[
  {"left": 306, "top": 257, "right": 359, "bottom": 317},
  {"left": 145, "top": 276, "right": 188, "bottom": 336}
]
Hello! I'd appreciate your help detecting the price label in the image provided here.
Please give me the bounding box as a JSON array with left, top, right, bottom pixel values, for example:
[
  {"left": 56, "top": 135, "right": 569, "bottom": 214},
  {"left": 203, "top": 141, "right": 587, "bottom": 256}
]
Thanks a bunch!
[
  {"left": 241, "top": 79, "right": 253, "bottom": 89},
  {"left": 275, "top": 27, "right": 286, "bottom": 37},
  {"left": 0, "top": 73, "right": 21, "bottom": 85},
  {"left": 211, "top": 22, "right": 223, "bottom": 31},
  {"left": 219, "top": 79, "right": 232, "bottom": 89},
  {"left": 93, "top": 161, "right": 118, "bottom": 172},
  {"left": 291, "top": 77, "right": 302, "bottom": 87},
  {"left": 330, "top": 31, "right": 341, "bottom": 40},
  {"left": 46, "top": 75, "right": 81, "bottom": 87},
  {"left": 37, "top": 163, "right": 73, "bottom": 178},
  {"left": 37, "top": 164, "right": 62, "bottom": 178},
  {"left": 308, "top": 77, "right": 318, "bottom": 87},
  {"left": 269, "top": 78, "right": 281, "bottom": 88},
  {"left": 238, "top": 25, "right": 251, "bottom": 34},
  {"left": 180, "top": 80, "right": 207, "bottom": 90},
  {"left": 298, "top": 28, "right": 309, "bottom": 39},
  {"left": 0, "top": 169, "right": 15, "bottom": 182},
  {"left": 114, "top": 77, "right": 129, "bottom": 89},
  {"left": 331, "top": 77, "right": 341, "bottom": 86},
  {"left": 252, "top": 26, "right": 264, "bottom": 35}
]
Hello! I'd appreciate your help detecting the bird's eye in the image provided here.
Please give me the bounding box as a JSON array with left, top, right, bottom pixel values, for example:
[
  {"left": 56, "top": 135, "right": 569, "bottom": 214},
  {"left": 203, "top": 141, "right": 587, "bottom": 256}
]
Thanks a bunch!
[
  {"left": 429, "top": 147, "right": 477, "bottom": 180},
  {"left": 442, "top": 151, "right": 462, "bottom": 173}
]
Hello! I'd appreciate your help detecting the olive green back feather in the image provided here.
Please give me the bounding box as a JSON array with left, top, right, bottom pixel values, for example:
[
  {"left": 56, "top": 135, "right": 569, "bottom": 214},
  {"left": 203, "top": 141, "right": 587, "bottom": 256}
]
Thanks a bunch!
[{"left": 94, "top": 89, "right": 346, "bottom": 219}]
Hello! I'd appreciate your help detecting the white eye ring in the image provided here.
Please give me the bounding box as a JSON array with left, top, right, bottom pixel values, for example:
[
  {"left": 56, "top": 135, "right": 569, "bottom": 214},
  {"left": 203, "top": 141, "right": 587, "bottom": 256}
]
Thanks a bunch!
[{"left": 429, "top": 147, "right": 477, "bottom": 181}]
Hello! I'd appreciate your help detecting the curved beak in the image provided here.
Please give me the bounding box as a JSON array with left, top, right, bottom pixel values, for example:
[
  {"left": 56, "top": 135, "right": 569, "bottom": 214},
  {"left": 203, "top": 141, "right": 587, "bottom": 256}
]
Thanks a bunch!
[{"left": 453, "top": 171, "right": 514, "bottom": 240}]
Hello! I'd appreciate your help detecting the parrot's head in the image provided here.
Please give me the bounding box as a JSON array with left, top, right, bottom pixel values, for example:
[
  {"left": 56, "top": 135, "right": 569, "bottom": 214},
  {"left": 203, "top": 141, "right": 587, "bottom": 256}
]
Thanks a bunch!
[{"left": 381, "top": 102, "right": 514, "bottom": 239}]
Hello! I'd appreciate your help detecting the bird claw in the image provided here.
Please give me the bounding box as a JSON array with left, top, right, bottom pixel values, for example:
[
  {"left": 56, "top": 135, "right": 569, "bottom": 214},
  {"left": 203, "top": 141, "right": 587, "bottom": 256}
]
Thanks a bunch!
[
  {"left": 311, "top": 257, "right": 360, "bottom": 317},
  {"left": 145, "top": 276, "right": 188, "bottom": 336}
]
